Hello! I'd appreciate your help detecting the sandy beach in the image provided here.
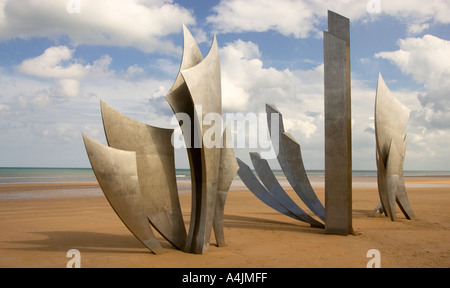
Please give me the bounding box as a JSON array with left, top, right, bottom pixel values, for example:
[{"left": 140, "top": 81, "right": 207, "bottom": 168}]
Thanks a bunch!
[{"left": 0, "top": 177, "right": 449, "bottom": 268}]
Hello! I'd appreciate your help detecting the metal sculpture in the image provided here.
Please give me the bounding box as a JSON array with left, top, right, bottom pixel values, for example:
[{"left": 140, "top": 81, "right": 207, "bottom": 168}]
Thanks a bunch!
[
  {"left": 100, "top": 101, "right": 187, "bottom": 250},
  {"left": 238, "top": 11, "right": 354, "bottom": 235},
  {"left": 266, "top": 104, "right": 325, "bottom": 222},
  {"left": 374, "top": 73, "right": 415, "bottom": 221},
  {"left": 249, "top": 153, "right": 324, "bottom": 228},
  {"left": 323, "top": 11, "right": 353, "bottom": 235},
  {"left": 83, "top": 25, "right": 238, "bottom": 254},
  {"left": 236, "top": 104, "right": 325, "bottom": 229},
  {"left": 82, "top": 135, "right": 164, "bottom": 254}
]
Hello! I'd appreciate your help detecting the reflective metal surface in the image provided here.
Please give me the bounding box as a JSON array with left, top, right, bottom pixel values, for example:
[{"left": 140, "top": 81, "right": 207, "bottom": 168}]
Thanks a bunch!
[
  {"left": 82, "top": 134, "right": 164, "bottom": 254},
  {"left": 82, "top": 25, "right": 237, "bottom": 254},
  {"left": 375, "top": 74, "right": 415, "bottom": 221},
  {"left": 266, "top": 104, "right": 325, "bottom": 221},
  {"left": 101, "top": 101, "right": 187, "bottom": 250},
  {"left": 323, "top": 11, "right": 353, "bottom": 235},
  {"left": 250, "top": 152, "right": 324, "bottom": 228}
]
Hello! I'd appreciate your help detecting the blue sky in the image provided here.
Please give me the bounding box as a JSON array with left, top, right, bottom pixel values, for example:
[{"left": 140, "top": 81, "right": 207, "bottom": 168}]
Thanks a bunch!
[{"left": 0, "top": 0, "right": 449, "bottom": 171}]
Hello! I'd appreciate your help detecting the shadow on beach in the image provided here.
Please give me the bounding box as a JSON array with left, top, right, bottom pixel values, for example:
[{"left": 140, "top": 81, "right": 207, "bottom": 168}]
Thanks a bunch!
[{"left": 3, "top": 231, "right": 156, "bottom": 254}]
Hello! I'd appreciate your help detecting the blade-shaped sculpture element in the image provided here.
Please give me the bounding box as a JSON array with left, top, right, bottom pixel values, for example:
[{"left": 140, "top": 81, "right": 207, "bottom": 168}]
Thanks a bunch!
[
  {"left": 214, "top": 124, "right": 239, "bottom": 247},
  {"left": 82, "top": 134, "right": 163, "bottom": 254},
  {"left": 100, "top": 101, "right": 187, "bottom": 250},
  {"left": 166, "top": 24, "right": 204, "bottom": 147},
  {"left": 375, "top": 74, "right": 415, "bottom": 221},
  {"left": 165, "top": 25, "right": 225, "bottom": 254},
  {"left": 323, "top": 11, "right": 353, "bottom": 235},
  {"left": 250, "top": 153, "right": 324, "bottom": 228},
  {"left": 266, "top": 104, "right": 326, "bottom": 221},
  {"left": 237, "top": 158, "right": 309, "bottom": 222},
  {"left": 165, "top": 25, "right": 205, "bottom": 253},
  {"left": 180, "top": 34, "right": 222, "bottom": 254}
]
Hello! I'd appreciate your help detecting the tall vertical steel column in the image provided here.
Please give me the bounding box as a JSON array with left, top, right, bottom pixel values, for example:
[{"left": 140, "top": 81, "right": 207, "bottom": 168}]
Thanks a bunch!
[{"left": 324, "top": 11, "right": 353, "bottom": 235}]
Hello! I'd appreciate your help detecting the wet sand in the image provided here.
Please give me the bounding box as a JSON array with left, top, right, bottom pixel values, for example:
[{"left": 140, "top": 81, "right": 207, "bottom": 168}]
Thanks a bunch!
[{"left": 0, "top": 177, "right": 449, "bottom": 268}]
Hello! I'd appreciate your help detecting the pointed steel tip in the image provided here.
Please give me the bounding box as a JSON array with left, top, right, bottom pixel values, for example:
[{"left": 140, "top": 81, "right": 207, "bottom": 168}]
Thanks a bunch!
[
  {"left": 376, "top": 73, "right": 389, "bottom": 92},
  {"left": 81, "top": 132, "right": 90, "bottom": 142},
  {"left": 249, "top": 152, "right": 262, "bottom": 160},
  {"left": 99, "top": 99, "right": 108, "bottom": 109},
  {"left": 328, "top": 10, "right": 350, "bottom": 21},
  {"left": 210, "top": 33, "right": 219, "bottom": 50},
  {"left": 236, "top": 158, "right": 248, "bottom": 168},
  {"left": 182, "top": 23, "right": 189, "bottom": 34},
  {"left": 282, "top": 132, "right": 299, "bottom": 145},
  {"left": 143, "top": 239, "right": 165, "bottom": 255},
  {"left": 81, "top": 133, "right": 96, "bottom": 150},
  {"left": 265, "top": 103, "right": 280, "bottom": 114},
  {"left": 81, "top": 133, "right": 100, "bottom": 148}
]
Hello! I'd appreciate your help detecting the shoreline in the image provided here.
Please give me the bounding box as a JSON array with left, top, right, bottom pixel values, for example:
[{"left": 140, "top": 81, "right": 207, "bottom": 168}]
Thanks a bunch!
[{"left": 1, "top": 175, "right": 450, "bottom": 198}]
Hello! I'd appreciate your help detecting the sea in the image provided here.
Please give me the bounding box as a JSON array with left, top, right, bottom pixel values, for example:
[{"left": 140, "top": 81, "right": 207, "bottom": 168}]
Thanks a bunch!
[{"left": 0, "top": 167, "right": 449, "bottom": 200}]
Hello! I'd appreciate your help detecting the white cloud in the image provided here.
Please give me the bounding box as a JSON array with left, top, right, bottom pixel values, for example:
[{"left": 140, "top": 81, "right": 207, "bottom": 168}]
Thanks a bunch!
[
  {"left": 126, "top": 65, "right": 145, "bottom": 78},
  {"left": 58, "top": 79, "right": 80, "bottom": 98},
  {"left": 407, "top": 23, "right": 430, "bottom": 35},
  {"left": 18, "top": 46, "right": 85, "bottom": 79},
  {"left": 17, "top": 46, "right": 114, "bottom": 98},
  {"left": 208, "top": 0, "right": 320, "bottom": 38},
  {"left": 220, "top": 40, "right": 300, "bottom": 111},
  {"left": 29, "top": 90, "right": 52, "bottom": 107},
  {"left": 18, "top": 46, "right": 112, "bottom": 80},
  {"left": 381, "top": 0, "right": 450, "bottom": 28},
  {"left": 0, "top": 0, "right": 196, "bottom": 54},
  {"left": 219, "top": 39, "right": 327, "bottom": 155},
  {"left": 0, "top": 103, "right": 10, "bottom": 116},
  {"left": 375, "top": 34, "right": 450, "bottom": 119},
  {"left": 208, "top": 0, "right": 450, "bottom": 38}
]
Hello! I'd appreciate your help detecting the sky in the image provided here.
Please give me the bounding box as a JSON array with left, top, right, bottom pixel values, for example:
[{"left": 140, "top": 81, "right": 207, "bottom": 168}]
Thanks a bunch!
[{"left": 0, "top": 0, "right": 449, "bottom": 171}]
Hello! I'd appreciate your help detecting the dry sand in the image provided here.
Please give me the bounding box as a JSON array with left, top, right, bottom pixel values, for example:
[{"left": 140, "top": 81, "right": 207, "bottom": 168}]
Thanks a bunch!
[{"left": 0, "top": 177, "right": 449, "bottom": 268}]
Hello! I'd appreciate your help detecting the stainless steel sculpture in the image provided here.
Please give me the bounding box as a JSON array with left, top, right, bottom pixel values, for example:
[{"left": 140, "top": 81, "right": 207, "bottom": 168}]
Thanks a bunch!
[
  {"left": 323, "top": 11, "right": 353, "bottom": 235},
  {"left": 266, "top": 104, "right": 325, "bottom": 222},
  {"left": 166, "top": 25, "right": 238, "bottom": 254},
  {"left": 237, "top": 104, "right": 325, "bottom": 229},
  {"left": 82, "top": 134, "right": 164, "bottom": 254},
  {"left": 100, "top": 101, "right": 187, "bottom": 250},
  {"left": 214, "top": 123, "right": 240, "bottom": 247},
  {"left": 237, "top": 11, "right": 354, "bottom": 235},
  {"left": 375, "top": 73, "right": 415, "bottom": 221},
  {"left": 82, "top": 25, "right": 238, "bottom": 254},
  {"left": 249, "top": 153, "right": 324, "bottom": 228}
]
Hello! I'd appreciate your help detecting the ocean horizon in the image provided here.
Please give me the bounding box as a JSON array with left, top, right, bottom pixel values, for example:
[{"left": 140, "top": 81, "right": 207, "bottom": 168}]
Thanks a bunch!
[{"left": 1, "top": 167, "right": 449, "bottom": 185}]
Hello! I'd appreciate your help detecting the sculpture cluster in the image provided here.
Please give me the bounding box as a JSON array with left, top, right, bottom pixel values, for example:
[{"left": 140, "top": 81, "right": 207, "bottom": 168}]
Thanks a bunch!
[
  {"left": 238, "top": 11, "right": 414, "bottom": 235},
  {"left": 83, "top": 25, "right": 238, "bottom": 254},
  {"left": 82, "top": 11, "right": 415, "bottom": 255}
]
